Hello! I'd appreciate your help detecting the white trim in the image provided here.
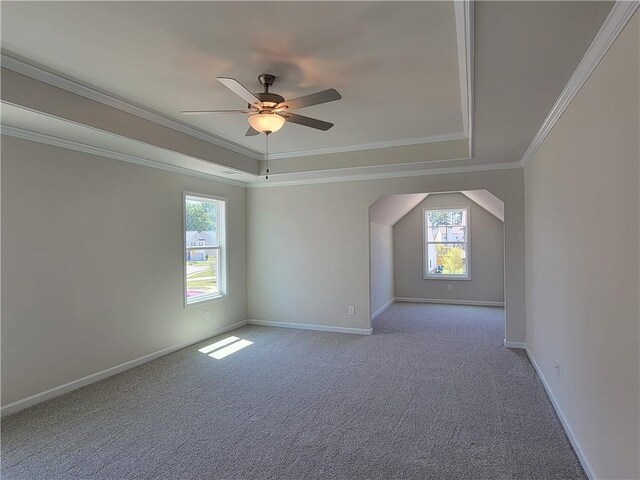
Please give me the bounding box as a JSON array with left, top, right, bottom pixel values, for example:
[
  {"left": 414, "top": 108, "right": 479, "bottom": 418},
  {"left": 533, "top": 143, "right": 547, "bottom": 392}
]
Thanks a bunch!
[
  {"left": 265, "top": 132, "right": 468, "bottom": 160},
  {"left": 1, "top": 99, "right": 255, "bottom": 177},
  {"left": 466, "top": 0, "right": 475, "bottom": 156},
  {"left": 183, "top": 193, "right": 228, "bottom": 307},
  {"left": 520, "top": 0, "right": 640, "bottom": 167},
  {"left": 503, "top": 340, "right": 526, "bottom": 349},
  {"left": 371, "top": 298, "right": 395, "bottom": 320},
  {"left": 454, "top": 1, "right": 468, "bottom": 135},
  {"left": 0, "top": 125, "right": 248, "bottom": 188},
  {"left": 258, "top": 153, "right": 473, "bottom": 178},
  {"left": 247, "top": 319, "right": 372, "bottom": 335},
  {"left": 1, "top": 125, "right": 523, "bottom": 189},
  {"left": 0, "top": 320, "right": 248, "bottom": 417},
  {"left": 0, "top": 53, "right": 263, "bottom": 160},
  {"left": 526, "top": 350, "right": 597, "bottom": 479},
  {"left": 423, "top": 206, "right": 470, "bottom": 280},
  {"left": 248, "top": 161, "right": 523, "bottom": 188},
  {"left": 454, "top": 0, "right": 474, "bottom": 146},
  {"left": 394, "top": 297, "right": 504, "bottom": 307}
]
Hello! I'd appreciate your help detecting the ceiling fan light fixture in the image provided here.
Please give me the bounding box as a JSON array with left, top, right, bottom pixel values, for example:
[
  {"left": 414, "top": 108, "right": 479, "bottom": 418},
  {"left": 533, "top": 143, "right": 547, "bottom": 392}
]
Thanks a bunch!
[{"left": 248, "top": 113, "right": 285, "bottom": 134}]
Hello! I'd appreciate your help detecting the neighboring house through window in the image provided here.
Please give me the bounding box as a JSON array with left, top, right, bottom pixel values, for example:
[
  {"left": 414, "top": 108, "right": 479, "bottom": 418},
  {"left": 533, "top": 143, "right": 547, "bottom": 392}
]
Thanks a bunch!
[
  {"left": 184, "top": 193, "right": 227, "bottom": 305},
  {"left": 424, "top": 207, "right": 469, "bottom": 279}
]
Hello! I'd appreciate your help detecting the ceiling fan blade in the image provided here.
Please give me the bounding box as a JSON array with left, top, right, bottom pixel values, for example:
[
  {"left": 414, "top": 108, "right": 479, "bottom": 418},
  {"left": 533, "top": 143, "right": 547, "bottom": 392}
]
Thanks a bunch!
[
  {"left": 281, "top": 113, "right": 334, "bottom": 131},
  {"left": 181, "top": 109, "right": 250, "bottom": 115},
  {"left": 217, "top": 77, "right": 262, "bottom": 106},
  {"left": 245, "top": 127, "right": 260, "bottom": 136},
  {"left": 277, "top": 89, "right": 342, "bottom": 111}
]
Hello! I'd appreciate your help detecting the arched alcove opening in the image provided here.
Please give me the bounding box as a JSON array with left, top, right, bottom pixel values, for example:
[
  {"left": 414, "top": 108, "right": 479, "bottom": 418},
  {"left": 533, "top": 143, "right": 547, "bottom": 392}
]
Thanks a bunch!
[{"left": 368, "top": 189, "right": 506, "bottom": 341}]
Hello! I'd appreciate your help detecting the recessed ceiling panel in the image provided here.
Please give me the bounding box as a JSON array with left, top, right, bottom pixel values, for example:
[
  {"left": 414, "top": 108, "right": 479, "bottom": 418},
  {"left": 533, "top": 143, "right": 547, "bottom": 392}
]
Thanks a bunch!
[{"left": 1, "top": 1, "right": 464, "bottom": 154}]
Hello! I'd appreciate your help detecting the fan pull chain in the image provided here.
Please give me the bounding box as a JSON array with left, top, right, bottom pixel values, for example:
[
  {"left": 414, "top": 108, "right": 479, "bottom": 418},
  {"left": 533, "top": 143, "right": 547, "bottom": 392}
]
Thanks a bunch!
[{"left": 265, "top": 132, "right": 270, "bottom": 180}]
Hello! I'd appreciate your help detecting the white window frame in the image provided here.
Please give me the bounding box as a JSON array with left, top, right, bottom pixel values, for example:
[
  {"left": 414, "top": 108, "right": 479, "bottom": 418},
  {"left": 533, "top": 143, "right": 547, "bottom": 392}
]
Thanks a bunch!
[
  {"left": 183, "top": 192, "right": 228, "bottom": 307},
  {"left": 423, "top": 207, "right": 470, "bottom": 280}
]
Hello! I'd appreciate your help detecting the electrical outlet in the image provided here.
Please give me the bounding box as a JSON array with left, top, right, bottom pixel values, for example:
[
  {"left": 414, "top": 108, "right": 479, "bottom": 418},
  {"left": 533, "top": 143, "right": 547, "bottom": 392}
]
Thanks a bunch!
[
  {"left": 205, "top": 310, "right": 210, "bottom": 322},
  {"left": 348, "top": 306, "right": 355, "bottom": 315},
  {"left": 447, "top": 284, "right": 452, "bottom": 291},
  {"left": 555, "top": 360, "right": 560, "bottom": 377}
]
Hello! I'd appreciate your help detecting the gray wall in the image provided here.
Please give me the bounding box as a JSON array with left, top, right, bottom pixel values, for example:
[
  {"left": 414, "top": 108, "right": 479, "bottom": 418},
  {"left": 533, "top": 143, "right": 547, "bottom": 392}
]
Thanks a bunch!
[
  {"left": 1, "top": 136, "right": 248, "bottom": 406},
  {"left": 369, "top": 222, "right": 394, "bottom": 316},
  {"left": 394, "top": 193, "right": 504, "bottom": 303},
  {"left": 525, "top": 11, "right": 639, "bottom": 479},
  {"left": 247, "top": 167, "right": 525, "bottom": 341}
]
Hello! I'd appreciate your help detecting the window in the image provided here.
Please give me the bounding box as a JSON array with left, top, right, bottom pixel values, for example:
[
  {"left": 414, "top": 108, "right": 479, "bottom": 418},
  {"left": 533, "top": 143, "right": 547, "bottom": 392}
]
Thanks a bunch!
[
  {"left": 424, "top": 207, "right": 469, "bottom": 279},
  {"left": 184, "top": 194, "right": 227, "bottom": 305}
]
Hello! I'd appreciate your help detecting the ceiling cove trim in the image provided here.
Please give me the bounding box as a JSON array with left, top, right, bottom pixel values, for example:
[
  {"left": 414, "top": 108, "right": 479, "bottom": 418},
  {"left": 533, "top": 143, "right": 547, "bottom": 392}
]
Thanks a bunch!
[
  {"left": 454, "top": 0, "right": 474, "bottom": 149},
  {"left": 247, "top": 162, "right": 523, "bottom": 188},
  {"left": 264, "top": 131, "right": 468, "bottom": 160},
  {"left": 0, "top": 125, "right": 248, "bottom": 188},
  {"left": 2, "top": 124, "right": 522, "bottom": 189},
  {"left": 520, "top": 0, "right": 639, "bottom": 167},
  {"left": 1, "top": 99, "right": 253, "bottom": 178},
  {"left": 2, "top": 52, "right": 471, "bottom": 162},
  {"left": 0, "top": 52, "right": 264, "bottom": 160},
  {"left": 263, "top": 154, "right": 472, "bottom": 178}
]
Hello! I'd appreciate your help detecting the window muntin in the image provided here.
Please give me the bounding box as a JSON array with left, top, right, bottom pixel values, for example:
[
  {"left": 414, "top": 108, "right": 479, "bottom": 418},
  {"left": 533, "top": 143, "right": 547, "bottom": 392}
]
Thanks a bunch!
[
  {"left": 184, "top": 194, "right": 227, "bottom": 305},
  {"left": 424, "top": 208, "right": 469, "bottom": 279}
]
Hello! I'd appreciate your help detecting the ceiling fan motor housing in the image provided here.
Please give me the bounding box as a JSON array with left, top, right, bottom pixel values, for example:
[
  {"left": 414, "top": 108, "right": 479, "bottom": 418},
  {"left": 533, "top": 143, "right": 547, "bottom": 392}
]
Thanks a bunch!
[
  {"left": 252, "top": 74, "right": 284, "bottom": 109},
  {"left": 252, "top": 92, "right": 285, "bottom": 109}
]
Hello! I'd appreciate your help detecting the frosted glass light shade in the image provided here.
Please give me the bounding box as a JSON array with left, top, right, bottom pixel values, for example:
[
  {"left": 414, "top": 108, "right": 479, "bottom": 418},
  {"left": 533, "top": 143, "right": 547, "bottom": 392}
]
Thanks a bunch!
[{"left": 248, "top": 113, "right": 285, "bottom": 133}]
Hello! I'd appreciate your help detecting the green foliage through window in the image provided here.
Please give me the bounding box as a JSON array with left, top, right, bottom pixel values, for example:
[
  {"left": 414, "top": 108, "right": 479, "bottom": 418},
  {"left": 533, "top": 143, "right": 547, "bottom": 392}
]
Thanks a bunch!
[
  {"left": 439, "top": 246, "right": 466, "bottom": 274},
  {"left": 186, "top": 200, "right": 217, "bottom": 232}
]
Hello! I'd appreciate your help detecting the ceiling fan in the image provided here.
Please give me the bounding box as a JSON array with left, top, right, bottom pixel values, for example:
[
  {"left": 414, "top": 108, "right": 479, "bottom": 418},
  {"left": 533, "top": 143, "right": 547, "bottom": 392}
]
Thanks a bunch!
[{"left": 181, "top": 74, "right": 341, "bottom": 136}]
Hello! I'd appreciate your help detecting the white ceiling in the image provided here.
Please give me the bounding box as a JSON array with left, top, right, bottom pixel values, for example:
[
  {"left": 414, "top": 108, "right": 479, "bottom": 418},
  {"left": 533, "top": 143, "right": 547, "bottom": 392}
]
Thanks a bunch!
[
  {"left": 0, "top": 0, "right": 616, "bottom": 186},
  {"left": 460, "top": 190, "right": 504, "bottom": 221},
  {"left": 370, "top": 190, "right": 504, "bottom": 227},
  {"left": 370, "top": 194, "right": 429, "bottom": 226},
  {"left": 1, "top": 1, "right": 464, "bottom": 155}
]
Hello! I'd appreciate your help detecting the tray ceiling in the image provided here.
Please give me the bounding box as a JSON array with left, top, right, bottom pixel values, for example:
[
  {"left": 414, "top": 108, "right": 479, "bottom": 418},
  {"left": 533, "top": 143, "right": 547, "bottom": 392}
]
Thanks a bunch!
[{"left": 1, "top": 1, "right": 465, "bottom": 156}]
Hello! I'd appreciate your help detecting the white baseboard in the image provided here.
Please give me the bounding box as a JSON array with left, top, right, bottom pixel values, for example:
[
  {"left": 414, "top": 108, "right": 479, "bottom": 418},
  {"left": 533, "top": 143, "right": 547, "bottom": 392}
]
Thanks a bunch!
[
  {"left": 394, "top": 297, "right": 504, "bottom": 307},
  {"left": 247, "top": 319, "right": 372, "bottom": 335},
  {"left": 1, "top": 320, "right": 248, "bottom": 417},
  {"left": 372, "top": 298, "right": 395, "bottom": 320},
  {"left": 503, "top": 340, "right": 527, "bottom": 349},
  {"left": 526, "top": 349, "right": 596, "bottom": 479}
]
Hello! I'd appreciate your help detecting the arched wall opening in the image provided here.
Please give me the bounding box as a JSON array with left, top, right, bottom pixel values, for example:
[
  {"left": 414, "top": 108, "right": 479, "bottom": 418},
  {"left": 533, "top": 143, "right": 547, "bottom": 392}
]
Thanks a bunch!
[
  {"left": 247, "top": 167, "right": 524, "bottom": 345},
  {"left": 369, "top": 190, "right": 506, "bottom": 339}
]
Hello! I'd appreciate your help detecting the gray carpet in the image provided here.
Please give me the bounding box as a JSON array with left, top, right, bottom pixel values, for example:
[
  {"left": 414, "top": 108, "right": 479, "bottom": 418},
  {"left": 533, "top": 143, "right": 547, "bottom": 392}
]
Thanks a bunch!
[{"left": 2, "top": 303, "right": 585, "bottom": 479}]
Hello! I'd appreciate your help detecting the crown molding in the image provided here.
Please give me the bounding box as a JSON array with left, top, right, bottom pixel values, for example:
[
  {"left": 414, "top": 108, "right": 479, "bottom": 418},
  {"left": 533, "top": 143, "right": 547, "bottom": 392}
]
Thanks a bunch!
[
  {"left": 2, "top": 51, "right": 472, "bottom": 163},
  {"left": 454, "top": 0, "right": 474, "bottom": 151},
  {"left": 263, "top": 154, "right": 472, "bottom": 177},
  {"left": 1, "top": 125, "right": 248, "bottom": 188},
  {"left": 520, "top": 0, "right": 639, "bottom": 168},
  {"left": 247, "top": 161, "right": 522, "bottom": 188},
  {"left": 264, "top": 131, "right": 468, "bottom": 160},
  {"left": 2, "top": 124, "right": 521, "bottom": 189},
  {"left": 0, "top": 52, "right": 264, "bottom": 160}
]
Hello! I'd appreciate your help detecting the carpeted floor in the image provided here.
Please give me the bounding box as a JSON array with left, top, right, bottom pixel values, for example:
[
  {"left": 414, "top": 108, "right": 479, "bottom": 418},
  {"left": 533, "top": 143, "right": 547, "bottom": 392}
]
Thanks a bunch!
[{"left": 1, "top": 303, "right": 585, "bottom": 479}]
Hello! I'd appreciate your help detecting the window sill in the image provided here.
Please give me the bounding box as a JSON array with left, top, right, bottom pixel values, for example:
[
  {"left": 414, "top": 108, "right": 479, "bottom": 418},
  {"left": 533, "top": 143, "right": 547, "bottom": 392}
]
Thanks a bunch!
[
  {"left": 424, "top": 276, "right": 471, "bottom": 281},
  {"left": 185, "top": 293, "right": 228, "bottom": 308}
]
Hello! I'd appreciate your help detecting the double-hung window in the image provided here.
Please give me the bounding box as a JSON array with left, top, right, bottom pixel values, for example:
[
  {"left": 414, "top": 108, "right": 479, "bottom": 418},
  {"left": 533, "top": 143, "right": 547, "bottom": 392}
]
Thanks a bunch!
[
  {"left": 424, "top": 207, "right": 469, "bottom": 279},
  {"left": 184, "top": 193, "right": 227, "bottom": 305}
]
